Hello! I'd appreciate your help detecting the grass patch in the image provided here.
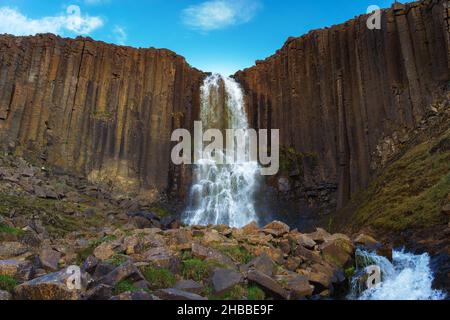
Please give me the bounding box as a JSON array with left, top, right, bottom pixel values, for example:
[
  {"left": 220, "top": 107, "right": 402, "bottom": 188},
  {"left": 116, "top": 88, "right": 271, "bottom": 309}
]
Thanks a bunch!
[
  {"left": 181, "top": 257, "right": 226, "bottom": 282},
  {"left": 340, "top": 130, "right": 450, "bottom": 232},
  {"left": 107, "top": 254, "right": 129, "bottom": 267},
  {"left": 181, "top": 259, "right": 212, "bottom": 282},
  {"left": 0, "top": 194, "right": 105, "bottom": 238},
  {"left": 208, "top": 285, "right": 247, "bottom": 300},
  {"left": 247, "top": 285, "right": 266, "bottom": 300},
  {"left": 113, "top": 279, "right": 139, "bottom": 296},
  {"left": 0, "top": 275, "right": 18, "bottom": 293},
  {"left": 0, "top": 223, "right": 24, "bottom": 237},
  {"left": 213, "top": 245, "right": 254, "bottom": 264},
  {"left": 140, "top": 266, "right": 176, "bottom": 290}
]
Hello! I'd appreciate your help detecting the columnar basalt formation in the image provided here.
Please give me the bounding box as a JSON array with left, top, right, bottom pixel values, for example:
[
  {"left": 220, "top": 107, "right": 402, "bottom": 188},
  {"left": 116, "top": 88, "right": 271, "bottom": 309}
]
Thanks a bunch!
[
  {"left": 0, "top": 34, "right": 204, "bottom": 199},
  {"left": 235, "top": 0, "right": 450, "bottom": 209}
]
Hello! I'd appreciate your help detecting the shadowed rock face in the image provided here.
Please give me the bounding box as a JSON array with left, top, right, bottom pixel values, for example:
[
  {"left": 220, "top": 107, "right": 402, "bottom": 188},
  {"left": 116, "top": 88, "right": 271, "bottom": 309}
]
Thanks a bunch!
[
  {"left": 0, "top": 34, "right": 204, "bottom": 199},
  {"left": 0, "top": 1, "right": 448, "bottom": 212},
  {"left": 235, "top": 0, "right": 450, "bottom": 209}
]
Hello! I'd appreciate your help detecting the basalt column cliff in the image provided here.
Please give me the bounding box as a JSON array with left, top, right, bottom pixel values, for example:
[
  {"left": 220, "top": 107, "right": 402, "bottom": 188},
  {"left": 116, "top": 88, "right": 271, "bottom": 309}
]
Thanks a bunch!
[
  {"left": 235, "top": 0, "right": 450, "bottom": 210},
  {"left": 0, "top": 34, "right": 204, "bottom": 199}
]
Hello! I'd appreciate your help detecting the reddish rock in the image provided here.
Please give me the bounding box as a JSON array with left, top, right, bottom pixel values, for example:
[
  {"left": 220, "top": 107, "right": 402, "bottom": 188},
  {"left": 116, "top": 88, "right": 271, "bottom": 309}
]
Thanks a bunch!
[
  {"left": 0, "top": 34, "right": 204, "bottom": 198},
  {"left": 212, "top": 268, "right": 243, "bottom": 294},
  {"left": 247, "top": 270, "right": 290, "bottom": 300}
]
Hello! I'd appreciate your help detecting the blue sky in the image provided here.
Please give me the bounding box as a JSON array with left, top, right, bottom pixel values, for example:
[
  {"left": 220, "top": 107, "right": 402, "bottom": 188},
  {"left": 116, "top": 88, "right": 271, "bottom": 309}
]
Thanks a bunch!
[{"left": 0, "top": 0, "right": 397, "bottom": 75}]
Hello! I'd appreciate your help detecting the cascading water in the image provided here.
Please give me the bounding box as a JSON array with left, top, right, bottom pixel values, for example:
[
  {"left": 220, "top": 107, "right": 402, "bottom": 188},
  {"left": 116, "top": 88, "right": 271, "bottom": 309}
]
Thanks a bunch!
[
  {"left": 183, "top": 74, "right": 259, "bottom": 228},
  {"left": 349, "top": 249, "right": 446, "bottom": 300}
]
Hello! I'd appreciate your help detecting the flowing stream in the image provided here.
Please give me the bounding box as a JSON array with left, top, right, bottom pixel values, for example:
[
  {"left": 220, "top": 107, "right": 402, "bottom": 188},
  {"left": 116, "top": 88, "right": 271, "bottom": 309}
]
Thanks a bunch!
[
  {"left": 350, "top": 249, "right": 446, "bottom": 300},
  {"left": 183, "top": 74, "right": 259, "bottom": 228}
]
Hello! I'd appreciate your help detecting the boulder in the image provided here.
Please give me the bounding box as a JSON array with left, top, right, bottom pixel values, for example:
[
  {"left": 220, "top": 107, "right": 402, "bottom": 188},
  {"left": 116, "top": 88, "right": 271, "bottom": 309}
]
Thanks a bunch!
[
  {"left": 353, "top": 234, "right": 380, "bottom": 250},
  {"left": 0, "top": 290, "right": 12, "bottom": 300},
  {"left": 123, "top": 235, "right": 143, "bottom": 255},
  {"left": 92, "top": 262, "right": 116, "bottom": 279},
  {"left": 39, "top": 248, "right": 62, "bottom": 271},
  {"left": 306, "top": 228, "right": 331, "bottom": 244},
  {"left": 0, "top": 242, "right": 28, "bottom": 259},
  {"left": 306, "top": 263, "right": 345, "bottom": 291},
  {"left": 289, "top": 232, "right": 316, "bottom": 249},
  {"left": 191, "top": 243, "right": 234, "bottom": 267},
  {"left": 0, "top": 260, "right": 34, "bottom": 281},
  {"left": 276, "top": 273, "right": 314, "bottom": 299},
  {"left": 320, "top": 236, "right": 355, "bottom": 268},
  {"left": 97, "top": 262, "right": 145, "bottom": 287},
  {"left": 242, "top": 253, "right": 274, "bottom": 276},
  {"left": 143, "top": 247, "right": 179, "bottom": 271},
  {"left": 262, "top": 221, "right": 290, "bottom": 237},
  {"left": 174, "top": 280, "right": 204, "bottom": 295},
  {"left": 247, "top": 270, "right": 289, "bottom": 299},
  {"left": 84, "top": 284, "right": 113, "bottom": 300},
  {"left": 93, "top": 241, "right": 122, "bottom": 261},
  {"left": 285, "top": 256, "right": 302, "bottom": 272},
  {"left": 155, "top": 288, "right": 207, "bottom": 301},
  {"left": 295, "top": 246, "right": 323, "bottom": 264},
  {"left": 202, "top": 230, "right": 224, "bottom": 245},
  {"left": 252, "top": 246, "right": 284, "bottom": 265},
  {"left": 212, "top": 268, "right": 243, "bottom": 294},
  {"left": 14, "top": 268, "right": 87, "bottom": 300},
  {"left": 241, "top": 221, "right": 259, "bottom": 234}
]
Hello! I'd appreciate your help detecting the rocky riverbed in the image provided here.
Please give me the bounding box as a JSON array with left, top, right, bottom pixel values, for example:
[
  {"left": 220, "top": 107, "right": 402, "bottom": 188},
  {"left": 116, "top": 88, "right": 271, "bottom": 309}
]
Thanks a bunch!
[{"left": 0, "top": 153, "right": 399, "bottom": 300}]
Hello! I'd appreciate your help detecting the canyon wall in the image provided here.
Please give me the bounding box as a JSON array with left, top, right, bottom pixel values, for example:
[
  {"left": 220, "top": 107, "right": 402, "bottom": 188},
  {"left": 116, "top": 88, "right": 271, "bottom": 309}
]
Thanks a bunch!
[
  {"left": 235, "top": 0, "right": 450, "bottom": 209},
  {"left": 0, "top": 34, "right": 204, "bottom": 199}
]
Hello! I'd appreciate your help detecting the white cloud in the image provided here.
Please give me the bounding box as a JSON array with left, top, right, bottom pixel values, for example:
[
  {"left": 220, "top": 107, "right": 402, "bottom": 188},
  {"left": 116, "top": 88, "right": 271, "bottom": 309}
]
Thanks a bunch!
[
  {"left": 0, "top": 5, "right": 103, "bottom": 36},
  {"left": 113, "top": 25, "right": 127, "bottom": 45},
  {"left": 182, "top": 0, "right": 261, "bottom": 32}
]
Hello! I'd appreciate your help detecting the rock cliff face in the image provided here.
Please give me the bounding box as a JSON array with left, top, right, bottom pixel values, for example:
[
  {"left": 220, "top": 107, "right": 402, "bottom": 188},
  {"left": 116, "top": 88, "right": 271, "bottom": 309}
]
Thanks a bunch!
[
  {"left": 235, "top": 0, "right": 450, "bottom": 209},
  {"left": 0, "top": 34, "right": 204, "bottom": 199}
]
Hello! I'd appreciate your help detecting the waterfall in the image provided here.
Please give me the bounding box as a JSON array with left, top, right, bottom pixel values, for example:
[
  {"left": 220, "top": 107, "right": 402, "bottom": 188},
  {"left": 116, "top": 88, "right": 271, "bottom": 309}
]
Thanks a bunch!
[
  {"left": 183, "top": 74, "right": 259, "bottom": 228},
  {"left": 350, "top": 249, "right": 447, "bottom": 300}
]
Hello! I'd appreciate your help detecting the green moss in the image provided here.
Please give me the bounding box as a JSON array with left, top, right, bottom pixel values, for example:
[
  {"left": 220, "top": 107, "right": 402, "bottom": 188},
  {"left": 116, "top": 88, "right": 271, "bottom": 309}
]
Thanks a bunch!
[
  {"left": 0, "top": 275, "right": 18, "bottom": 293},
  {"left": 181, "top": 259, "right": 211, "bottom": 282},
  {"left": 208, "top": 285, "right": 247, "bottom": 300},
  {"left": 247, "top": 285, "right": 266, "bottom": 301},
  {"left": 0, "top": 194, "right": 105, "bottom": 238},
  {"left": 113, "top": 279, "right": 139, "bottom": 296},
  {"left": 212, "top": 245, "right": 254, "bottom": 264},
  {"left": 342, "top": 130, "right": 450, "bottom": 232},
  {"left": 107, "top": 254, "right": 129, "bottom": 267},
  {"left": 140, "top": 266, "right": 176, "bottom": 290},
  {"left": 0, "top": 223, "right": 25, "bottom": 237},
  {"left": 345, "top": 267, "right": 356, "bottom": 279},
  {"left": 181, "top": 258, "right": 226, "bottom": 282}
]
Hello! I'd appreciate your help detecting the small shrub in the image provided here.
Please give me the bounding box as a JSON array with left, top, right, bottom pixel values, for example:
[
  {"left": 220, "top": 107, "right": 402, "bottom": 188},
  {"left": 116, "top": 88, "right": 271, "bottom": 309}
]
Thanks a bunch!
[
  {"left": 141, "top": 266, "right": 176, "bottom": 290},
  {"left": 181, "top": 259, "right": 211, "bottom": 282},
  {"left": 0, "top": 275, "right": 18, "bottom": 293},
  {"left": 113, "top": 279, "right": 139, "bottom": 296}
]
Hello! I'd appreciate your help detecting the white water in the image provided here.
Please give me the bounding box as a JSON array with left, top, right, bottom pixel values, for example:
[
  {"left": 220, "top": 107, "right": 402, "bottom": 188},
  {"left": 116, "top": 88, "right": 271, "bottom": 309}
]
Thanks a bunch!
[
  {"left": 351, "top": 249, "right": 446, "bottom": 300},
  {"left": 183, "top": 74, "right": 259, "bottom": 228}
]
